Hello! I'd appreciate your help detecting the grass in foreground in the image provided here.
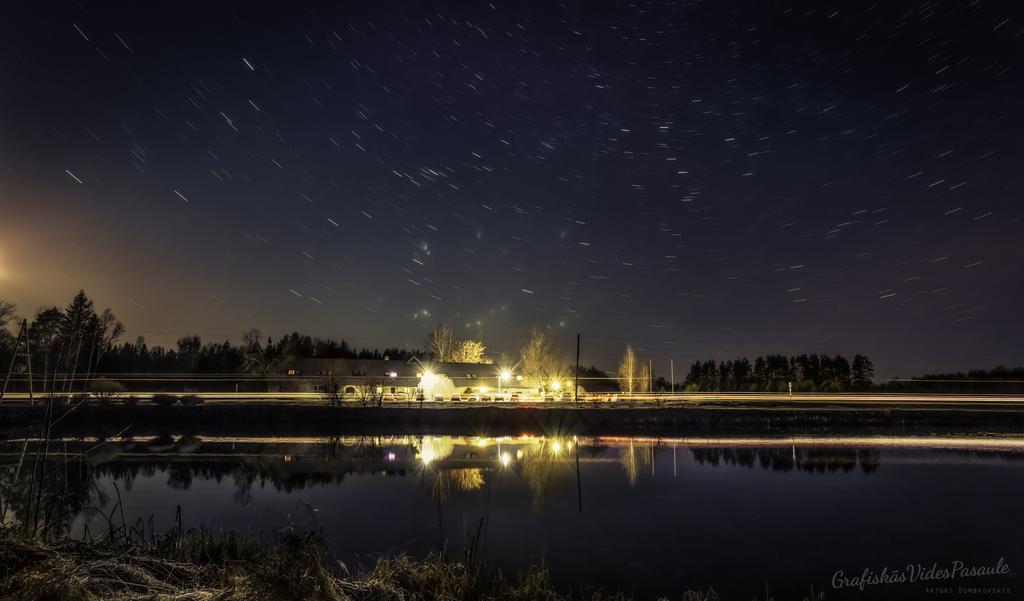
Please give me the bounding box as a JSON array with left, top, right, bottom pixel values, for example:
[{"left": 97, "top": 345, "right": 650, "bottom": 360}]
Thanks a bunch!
[{"left": 0, "top": 526, "right": 747, "bottom": 601}]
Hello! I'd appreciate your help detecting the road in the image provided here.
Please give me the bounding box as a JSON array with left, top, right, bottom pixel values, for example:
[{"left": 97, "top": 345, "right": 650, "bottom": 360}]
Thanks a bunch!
[{"left": 2, "top": 391, "right": 1024, "bottom": 409}]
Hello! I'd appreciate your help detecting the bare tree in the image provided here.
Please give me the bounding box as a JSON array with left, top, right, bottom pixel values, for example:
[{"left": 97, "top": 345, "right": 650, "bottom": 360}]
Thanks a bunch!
[
  {"left": 426, "top": 325, "right": 456, "bottom": 361},
  {"left": 618, "top": 345, "right": 641, "bottom": 394},
  {"left": 519, "top": 328, "right": 561, "bottom": 388},
  {"left": 449, "top": 339, "right": 487, "bottom": 363},
  {"left": 638, "top": 361, "right": 652, "bottom": 393},
  {"left": 242, "top": 328, "right": 270, "bottom": 374},
  {"left": 84, "top": 308, "right": 124, "bottom": 386},
  {"left": 321, "top": 373, "right": 343, "bottom": 406},
  {"left": 355, "top": 377, "right": 387, "bottom": 407}
]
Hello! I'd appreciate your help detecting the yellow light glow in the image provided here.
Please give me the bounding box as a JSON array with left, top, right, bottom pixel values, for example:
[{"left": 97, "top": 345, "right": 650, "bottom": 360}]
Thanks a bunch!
[
  {"left": 420, "top": 449, "right": 435, "bottom": 465},
  {"left": 500, "top": 452, "right": 511, "bottom": 467},
  {"left": 479, "top": 386, "right": 489, "bottom": 393},
  {"left": 551, "top": 441, "right": 562, "bottom": 454},
  {"left": 550, "top": 380, "right": 561, "bottom": 390},
  {"left": 499, "top": 370, "right": 512, "bottom": 381}
]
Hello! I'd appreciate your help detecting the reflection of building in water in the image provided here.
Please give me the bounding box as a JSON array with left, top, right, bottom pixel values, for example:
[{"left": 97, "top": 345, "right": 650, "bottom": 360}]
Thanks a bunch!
[{"left": 11, "top": 432, "right": 1024, "bottom": 533}]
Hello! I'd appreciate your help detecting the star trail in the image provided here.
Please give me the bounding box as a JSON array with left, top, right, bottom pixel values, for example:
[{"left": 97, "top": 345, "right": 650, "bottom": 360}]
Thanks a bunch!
[{"left": 1, "top": 0, "right": 1022, "bottom": 375}]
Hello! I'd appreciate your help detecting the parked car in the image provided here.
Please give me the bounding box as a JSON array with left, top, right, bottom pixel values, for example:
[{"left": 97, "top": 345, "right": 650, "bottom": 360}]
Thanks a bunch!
[{"left": 450, "top": 394, "right": 462, "bottom": 402}]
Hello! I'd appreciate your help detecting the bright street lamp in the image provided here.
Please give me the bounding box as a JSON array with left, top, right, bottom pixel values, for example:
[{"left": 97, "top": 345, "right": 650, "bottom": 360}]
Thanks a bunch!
[{"left": 498, "top": 369, "right": 511, "bottom": 395}]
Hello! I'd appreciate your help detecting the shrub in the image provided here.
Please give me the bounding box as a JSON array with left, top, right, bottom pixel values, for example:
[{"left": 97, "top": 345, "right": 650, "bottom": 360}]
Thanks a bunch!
[
  {"left": 180, "top": 394, "right": 204, "bottom": 408},
  {"left": 89, "top": 377, "right": 127, "bottom": 404},
  {"left": 151, "top": 394, "right": 178, "bottom": 407}
]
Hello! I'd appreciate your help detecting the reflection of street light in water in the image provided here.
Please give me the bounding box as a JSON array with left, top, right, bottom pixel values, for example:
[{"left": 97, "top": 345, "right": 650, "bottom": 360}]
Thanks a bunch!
[
  {"left": 500, "top": 452, "right": 511, "bottom": 467},
  {"left": 420, "top": 448, "right": 435, "bottom": 465}
]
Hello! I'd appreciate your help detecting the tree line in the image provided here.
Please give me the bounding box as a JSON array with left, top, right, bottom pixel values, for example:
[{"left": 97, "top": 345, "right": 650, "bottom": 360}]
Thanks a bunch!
[
  {"left": 883, "top": 366, "right": 1024, "bottom": 394},
  {"left": 0, "top": 292, "right": 564, "bottom": 388},
  {"left": 0, "top": 292, "right": 422, "bottom": 386},
  {"left": 3, "top": 292, "right": 1020, "bottom": 395},
  {"left": 616, "top": 346, "right": 876, "bottom": 393},
  {"left": 1, "top": 292, "right": 124, "bottom": 394},
  {"left": 681, "top": 353, "right": 876, "bottom": 392}
]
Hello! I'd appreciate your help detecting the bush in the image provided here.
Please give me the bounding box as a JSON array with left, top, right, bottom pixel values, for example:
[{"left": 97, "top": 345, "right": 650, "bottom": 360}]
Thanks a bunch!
[
  {"left": 70, "top": 393, "right": 90, "bottom": 405},
  {"left": 151, "top": 394, "right": 178, "bottom": 407},
  {"left": 89, "top": 377, "right": 127, "bottom": 404},
  {"left": 180, "top": 394, "right": 204, "bottom": 408}
]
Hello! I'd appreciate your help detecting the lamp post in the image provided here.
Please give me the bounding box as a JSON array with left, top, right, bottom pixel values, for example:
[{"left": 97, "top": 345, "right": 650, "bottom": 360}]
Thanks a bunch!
[{"left": 498, "top": 369, "right": 511, "bottom": 396}]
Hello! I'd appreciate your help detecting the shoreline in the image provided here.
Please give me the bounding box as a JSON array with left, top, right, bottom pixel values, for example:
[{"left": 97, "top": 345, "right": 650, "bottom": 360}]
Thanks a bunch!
[
  {"left": 3, "top": 401, "right": 1023, "bottom": 439},
  {"left": 0, "top": 526, "right": 657, "bottom": 601}
]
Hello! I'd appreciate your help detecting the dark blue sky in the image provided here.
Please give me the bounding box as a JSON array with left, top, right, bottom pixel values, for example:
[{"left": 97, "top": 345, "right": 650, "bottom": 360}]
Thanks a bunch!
[{"left": 1, "top": 0, "right": 1022, "bottom": 376}]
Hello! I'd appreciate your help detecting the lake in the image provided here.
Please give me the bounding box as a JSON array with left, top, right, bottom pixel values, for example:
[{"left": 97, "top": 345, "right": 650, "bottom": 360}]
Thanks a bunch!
[{"left": 3, "top": 433, "right": 1022, "bottom": 599}]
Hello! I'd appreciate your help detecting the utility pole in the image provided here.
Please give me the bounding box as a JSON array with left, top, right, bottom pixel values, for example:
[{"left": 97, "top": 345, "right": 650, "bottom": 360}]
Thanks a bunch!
[
  {"left": 574, "top": 333, "right": 580, "bottom": 405},
  {"left": 648, "top": 358, "right": 653, "bottom": 393},
  {"left": 670, "top": 359, "right": 675, "bottom": 394},
  {"left": 1, "top": 319, "right": 33, "bottom": 405}
]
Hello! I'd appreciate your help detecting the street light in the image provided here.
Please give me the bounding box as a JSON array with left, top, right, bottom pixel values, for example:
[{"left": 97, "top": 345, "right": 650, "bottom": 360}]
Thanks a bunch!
[{"left": 498, "top": 369, "right": 511, "bottom": 395}]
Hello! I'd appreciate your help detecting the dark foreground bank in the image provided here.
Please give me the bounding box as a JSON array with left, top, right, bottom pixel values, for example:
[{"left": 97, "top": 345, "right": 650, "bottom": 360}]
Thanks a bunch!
[
  {"left": 2, "top": 401, "right": 1024, "bottom": 439},
  {"left": 0, "top": 526, "right": 736, "bottom": 601}
]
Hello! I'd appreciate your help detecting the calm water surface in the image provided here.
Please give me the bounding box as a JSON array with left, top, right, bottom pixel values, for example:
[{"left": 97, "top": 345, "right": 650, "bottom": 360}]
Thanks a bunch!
[{"left": 5, "top": 433, "right": 1023, "bottom": 599}]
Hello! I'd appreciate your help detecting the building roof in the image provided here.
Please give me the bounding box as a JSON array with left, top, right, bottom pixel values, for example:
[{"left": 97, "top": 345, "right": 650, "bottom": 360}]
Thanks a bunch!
[{"left": 279, "top": 356, "right": 499, "bottom": 384}]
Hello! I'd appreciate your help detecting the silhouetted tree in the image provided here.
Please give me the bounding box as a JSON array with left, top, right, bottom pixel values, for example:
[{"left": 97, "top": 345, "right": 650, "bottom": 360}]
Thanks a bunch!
[{"left": 852, "top": 354, "right": 875, "bottom": 388}]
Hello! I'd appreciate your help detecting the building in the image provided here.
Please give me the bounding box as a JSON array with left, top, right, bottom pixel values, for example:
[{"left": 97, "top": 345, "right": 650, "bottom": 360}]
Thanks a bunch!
[{"left": 277, "top": 356, "right": 532, "bottom": 400}]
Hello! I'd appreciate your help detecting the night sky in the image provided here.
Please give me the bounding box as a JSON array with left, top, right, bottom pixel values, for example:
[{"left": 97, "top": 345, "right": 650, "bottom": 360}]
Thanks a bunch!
[{"left": 1, "top": 1, "right": 1022, "bottom": 377}]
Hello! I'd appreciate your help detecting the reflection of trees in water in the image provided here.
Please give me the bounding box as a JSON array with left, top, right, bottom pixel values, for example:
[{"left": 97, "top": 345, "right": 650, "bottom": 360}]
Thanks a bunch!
[
  {"left": 618, "top": 442, "right": 654, "bottom": 486},
  {"left": 414, "top": 437, "right": 455, "bottom": 464},
  {"left": 0, "top": 452, "right": 105, "bottom": 538},
  {"left": 23, "top": 434, "right": 1024, "bottom": 532},
  {"left": 950, "top": 449, "right": 1024, "bottom": 462},
  {"left": 514, "top": 441, "right": 574, "bottom": 504},
  {"left": 2, "top": 435, "right": 419, "bottom": 524},
  {"left": 430, "top": 468, "right": 485, "bottom": 501},
  {"left": 690, "top": 447, "right": 882, "bottom": 474}
]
